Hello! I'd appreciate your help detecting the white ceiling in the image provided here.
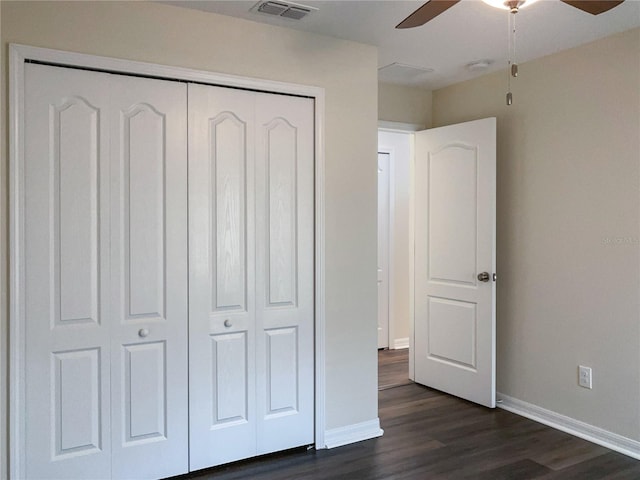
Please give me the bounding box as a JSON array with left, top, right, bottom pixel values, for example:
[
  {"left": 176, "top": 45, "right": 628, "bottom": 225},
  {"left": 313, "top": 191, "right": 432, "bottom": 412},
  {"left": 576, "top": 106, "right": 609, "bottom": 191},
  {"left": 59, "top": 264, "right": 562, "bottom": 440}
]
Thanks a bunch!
[{"left": 163, "top": 0, "right": 640, "bottom": 90}]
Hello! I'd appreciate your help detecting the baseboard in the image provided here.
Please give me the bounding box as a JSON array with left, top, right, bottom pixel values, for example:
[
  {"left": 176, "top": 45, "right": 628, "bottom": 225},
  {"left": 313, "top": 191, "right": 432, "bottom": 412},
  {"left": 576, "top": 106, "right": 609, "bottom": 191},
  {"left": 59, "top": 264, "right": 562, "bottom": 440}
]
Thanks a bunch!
[
  {"left": 497, "top": 392, "right": 640, "bottom": 460},
  {"left": 392, "top": 337, "right": 409, "bottom": 349},
  {"left": 324, "top": 418, "right": 384, "bottom": 449}
]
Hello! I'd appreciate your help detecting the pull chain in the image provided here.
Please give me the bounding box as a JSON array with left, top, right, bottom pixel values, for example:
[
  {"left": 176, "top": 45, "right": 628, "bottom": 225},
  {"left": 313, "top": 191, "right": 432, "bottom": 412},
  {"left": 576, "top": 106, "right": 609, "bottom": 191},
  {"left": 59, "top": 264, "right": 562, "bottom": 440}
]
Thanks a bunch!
[
  {"left": 507, "top": 11, "right": 512, "bottom": 105},
  {"left": 506, "top": 8, "right": 518, "bottom": 105},
  {"left": 511, "top": 10, "right": 518, "bottom": 78}
]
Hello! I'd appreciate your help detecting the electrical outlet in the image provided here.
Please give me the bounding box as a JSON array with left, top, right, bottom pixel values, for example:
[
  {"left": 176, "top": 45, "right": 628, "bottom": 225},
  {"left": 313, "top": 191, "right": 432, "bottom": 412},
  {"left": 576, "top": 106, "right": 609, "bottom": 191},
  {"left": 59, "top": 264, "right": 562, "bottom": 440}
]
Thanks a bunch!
[{"left": 578, "top": 365, "right": 592, "bottom": 389}]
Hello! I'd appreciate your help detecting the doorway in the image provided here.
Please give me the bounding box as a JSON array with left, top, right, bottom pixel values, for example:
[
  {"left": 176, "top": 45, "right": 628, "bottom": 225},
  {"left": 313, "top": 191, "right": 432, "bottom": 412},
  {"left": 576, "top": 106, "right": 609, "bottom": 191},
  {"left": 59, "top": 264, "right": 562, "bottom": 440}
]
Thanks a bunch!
[
  {"left": 377, "top": 120, "right": 497, "bottom": 408},
  {"left": 377, "top": 128, "right": 413, "bottom": 388}
]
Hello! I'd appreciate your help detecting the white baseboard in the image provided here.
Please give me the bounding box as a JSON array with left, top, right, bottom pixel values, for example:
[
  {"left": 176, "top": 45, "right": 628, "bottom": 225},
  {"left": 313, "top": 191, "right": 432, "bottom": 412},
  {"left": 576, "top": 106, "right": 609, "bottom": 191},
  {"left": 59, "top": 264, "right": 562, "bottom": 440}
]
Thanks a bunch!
[
  {"left": 324, "top": 418, "right": 384, "bottom": 449},
  {"left": 497, "top": 392, "right": 640, "bottom": 460},
  {"left": 392, "top": 337, "right": 409, "bottom": 349}
]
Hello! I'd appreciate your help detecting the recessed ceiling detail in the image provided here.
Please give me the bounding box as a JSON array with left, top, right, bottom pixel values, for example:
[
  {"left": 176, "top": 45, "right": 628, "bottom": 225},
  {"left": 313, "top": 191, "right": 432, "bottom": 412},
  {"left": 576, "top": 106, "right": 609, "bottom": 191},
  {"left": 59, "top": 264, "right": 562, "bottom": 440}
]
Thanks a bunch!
[
  {"left": 251, "top": 1, "right": 317, "bottom": 20},
  {"left": 378, "top": 63, "right": 435, "bottom": 87}
]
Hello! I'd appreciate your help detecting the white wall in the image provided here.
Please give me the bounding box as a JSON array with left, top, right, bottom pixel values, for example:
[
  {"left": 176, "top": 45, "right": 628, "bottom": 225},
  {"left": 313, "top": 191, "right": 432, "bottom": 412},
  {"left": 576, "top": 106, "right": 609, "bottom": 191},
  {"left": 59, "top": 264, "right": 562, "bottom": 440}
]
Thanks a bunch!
[
  {"left": 379, "top": 83, "right": 432, "bottom": 128},
  {"left": 378, "top": 131, "right": 412, "bottom": 348},
  {"left": 0, "top": 2, "right": 379, "bottom": 475},
  {"left": 433, "top": 28, "right": 640, "bottom": 441}
]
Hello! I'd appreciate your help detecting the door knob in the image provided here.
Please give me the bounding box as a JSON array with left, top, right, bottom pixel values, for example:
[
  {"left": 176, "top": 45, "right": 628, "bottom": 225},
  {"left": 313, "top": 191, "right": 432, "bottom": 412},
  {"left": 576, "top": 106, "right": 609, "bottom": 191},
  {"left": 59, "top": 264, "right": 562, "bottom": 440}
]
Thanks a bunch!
[
  {"left": 477, "top": 272, "right": 490, "bottom": 282},
  {"left": 224, "top": 319, "right": 232, "bottom": 328},
  {"left": 138, "top": 328, "right": 150, "bottom": 338}
]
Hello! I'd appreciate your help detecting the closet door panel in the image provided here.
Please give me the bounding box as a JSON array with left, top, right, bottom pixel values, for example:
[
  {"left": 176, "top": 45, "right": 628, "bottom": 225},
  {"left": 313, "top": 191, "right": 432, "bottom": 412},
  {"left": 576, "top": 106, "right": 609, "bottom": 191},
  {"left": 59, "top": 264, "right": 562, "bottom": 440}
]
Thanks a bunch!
[
  {"left": 211, "top": 112, "right": 249, "bottom": 312},
  {"left": 24, "top": 64, "right": 112, "bottom": 480},
  {"left": 109, "top": 75, "right": 188, "bottom": 480},
  {"left": 210, "top": 332, "right": 249, "bottom": 425},
  {"left": 255, "top": 93, "right": 315, "bottom": 454},
  {"left": 189, "top": 84, "right": 257, "bottom": 470}
]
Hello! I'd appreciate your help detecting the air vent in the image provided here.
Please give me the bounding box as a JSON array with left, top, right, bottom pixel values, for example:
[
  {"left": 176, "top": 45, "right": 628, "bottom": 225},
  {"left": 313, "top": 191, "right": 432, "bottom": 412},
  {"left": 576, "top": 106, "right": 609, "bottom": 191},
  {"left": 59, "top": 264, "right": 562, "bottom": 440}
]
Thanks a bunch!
[
  {"left": 281, "top": 6, "right": 310, "bottom": 19},
  {"left": 252, "top": 1, "right": 317, "bottom": 20},
  {"left": 258, "top": 1, "right": 288, "bottom": 15}
]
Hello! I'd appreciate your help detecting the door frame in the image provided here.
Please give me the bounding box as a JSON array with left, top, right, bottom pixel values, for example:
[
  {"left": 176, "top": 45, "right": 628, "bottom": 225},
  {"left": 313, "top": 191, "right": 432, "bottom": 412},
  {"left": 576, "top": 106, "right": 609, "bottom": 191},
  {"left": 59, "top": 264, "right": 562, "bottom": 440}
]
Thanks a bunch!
[
  {"left": 378, "top": 122, "right": 421, "bottom": 377},
  {"left": 9, "top": 43, "right": 327, "bottom": 479},
  {"left": 376, "top": 148, "right": 394, "bottom": 350}
]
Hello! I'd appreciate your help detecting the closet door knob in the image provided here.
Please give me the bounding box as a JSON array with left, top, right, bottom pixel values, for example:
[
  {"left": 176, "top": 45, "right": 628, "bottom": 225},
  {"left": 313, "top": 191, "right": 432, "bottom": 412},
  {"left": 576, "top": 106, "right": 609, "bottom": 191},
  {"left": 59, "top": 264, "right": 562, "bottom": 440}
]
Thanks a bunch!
[
  {"left": 477, "top": 272, "right": 490, "bottom": 282},
  {"left": 224, "top": 319, "right": 232, "bottom": 328},
  {"left": 138, "top": 328, "right": 150, "bottom": 338}
]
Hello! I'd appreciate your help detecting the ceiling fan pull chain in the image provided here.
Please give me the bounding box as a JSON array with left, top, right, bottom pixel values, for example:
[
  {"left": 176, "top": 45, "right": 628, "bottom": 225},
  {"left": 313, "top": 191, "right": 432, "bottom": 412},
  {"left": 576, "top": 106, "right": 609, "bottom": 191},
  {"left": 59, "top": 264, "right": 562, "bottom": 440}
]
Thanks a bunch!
[
  {"left": 506, "top": 10, "right": 513, "bottom": 105},
  {"left": 512, "top": 11, "right": 518, "bottom": 77},
  {"left": 506, "top": 6, "right": 519, "bottom": 105}
]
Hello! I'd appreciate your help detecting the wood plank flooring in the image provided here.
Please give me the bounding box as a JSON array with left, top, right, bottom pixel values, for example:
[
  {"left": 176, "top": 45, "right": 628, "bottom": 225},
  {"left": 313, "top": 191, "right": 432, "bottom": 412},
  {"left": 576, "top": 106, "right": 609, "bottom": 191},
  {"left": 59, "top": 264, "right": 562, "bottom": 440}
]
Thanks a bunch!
[
  {"left": 378, "top": 348, "right": 412, "bottom": 390},
  {"left": 181, "top": 350, "right": 640, "bottom": 479}
]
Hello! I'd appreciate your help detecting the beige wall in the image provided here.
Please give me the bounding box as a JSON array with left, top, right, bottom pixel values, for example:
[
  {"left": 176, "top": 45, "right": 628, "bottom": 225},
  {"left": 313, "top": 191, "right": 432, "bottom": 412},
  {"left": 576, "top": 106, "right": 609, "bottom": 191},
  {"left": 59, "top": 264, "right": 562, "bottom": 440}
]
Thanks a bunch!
[
  {"left": 379, "top": 82, "right": 432, "bottom": 128},
  {"left": 0, "top": 1, "right": 379, "bottom": 474},
  {"left": 433, "top": 28, "right": 640, "bottom": 440}
]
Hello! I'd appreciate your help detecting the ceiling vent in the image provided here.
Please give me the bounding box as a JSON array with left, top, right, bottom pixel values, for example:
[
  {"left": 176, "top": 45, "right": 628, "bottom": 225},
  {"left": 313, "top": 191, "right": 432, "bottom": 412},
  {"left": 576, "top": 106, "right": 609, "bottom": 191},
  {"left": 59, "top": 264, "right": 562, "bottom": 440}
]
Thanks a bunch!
[{"left": 252, "top": 1, "right": 318, "bottom": 20}]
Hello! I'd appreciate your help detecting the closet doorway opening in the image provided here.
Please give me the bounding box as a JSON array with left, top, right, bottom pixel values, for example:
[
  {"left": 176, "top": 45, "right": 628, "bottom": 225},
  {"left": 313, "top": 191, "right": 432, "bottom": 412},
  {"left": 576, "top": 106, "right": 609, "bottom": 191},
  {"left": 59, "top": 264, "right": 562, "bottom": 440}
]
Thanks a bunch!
[{"left": 9, "top": 43, "right": 327, "bottom": 480}]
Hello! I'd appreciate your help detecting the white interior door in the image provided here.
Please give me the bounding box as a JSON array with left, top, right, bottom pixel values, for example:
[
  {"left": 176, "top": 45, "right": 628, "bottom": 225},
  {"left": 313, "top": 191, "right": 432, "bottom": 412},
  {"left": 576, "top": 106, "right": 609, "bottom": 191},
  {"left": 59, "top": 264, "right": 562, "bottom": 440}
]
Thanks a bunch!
[
  {"left": 377, "top": 152, "right": 390, "bottom": 349},
  {"left": 188, "top": 84, "right": 314, "bottom": 469},
  {"left": 22, "top": 63, "right": 189, "bottom": 480},
  {"left": 24, "top": 63, "right": 112, "bottom": 480},
  {"left": 413, "top": 118, "right": 496, "bottom": 408},
  {"left": 188, "top": 84, "right": 257, "bottom": 470},
  {"left": 108, "top": 74, "right": 189, "bottom": 480},
  {"left": 22, "top": 62, "right": 314, "bottom": 478},
  {"left": 254, "top": 92, "right": 314, "bottom": 456}
]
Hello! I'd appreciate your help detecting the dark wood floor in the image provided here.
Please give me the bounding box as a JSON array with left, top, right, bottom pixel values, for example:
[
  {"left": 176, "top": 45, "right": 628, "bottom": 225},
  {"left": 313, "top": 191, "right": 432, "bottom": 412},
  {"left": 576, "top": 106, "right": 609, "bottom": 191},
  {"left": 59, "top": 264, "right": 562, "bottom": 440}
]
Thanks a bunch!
[
  {"left": 184, "top": 350, "right": 640, "bottom": 479},
  {"left": 378, "top": 348, "right": 411, "bottom": 390}
]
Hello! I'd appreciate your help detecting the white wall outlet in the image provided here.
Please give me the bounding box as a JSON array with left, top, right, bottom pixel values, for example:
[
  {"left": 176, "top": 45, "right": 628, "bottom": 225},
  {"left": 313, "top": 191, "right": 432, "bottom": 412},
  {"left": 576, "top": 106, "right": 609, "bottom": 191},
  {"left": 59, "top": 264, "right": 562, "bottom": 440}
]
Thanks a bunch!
[{"left": 578, "top": 365, "right": 592, "bottom": 389}]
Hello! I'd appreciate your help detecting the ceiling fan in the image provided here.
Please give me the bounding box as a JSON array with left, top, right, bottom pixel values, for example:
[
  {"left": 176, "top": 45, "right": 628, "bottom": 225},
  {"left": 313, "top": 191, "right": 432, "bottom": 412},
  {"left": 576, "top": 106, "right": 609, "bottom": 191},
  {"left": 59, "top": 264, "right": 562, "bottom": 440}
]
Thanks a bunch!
[
  {"left": 395, "top": 0, "right": 625, "bottom": 105},
  {"left": 396, "top": 0, "right": 625, "bottom": 29}
]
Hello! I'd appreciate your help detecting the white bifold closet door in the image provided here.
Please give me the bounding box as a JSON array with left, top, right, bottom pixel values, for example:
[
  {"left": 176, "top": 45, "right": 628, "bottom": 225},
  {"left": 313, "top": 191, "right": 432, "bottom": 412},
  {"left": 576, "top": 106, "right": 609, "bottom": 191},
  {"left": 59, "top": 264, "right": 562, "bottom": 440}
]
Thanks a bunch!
[
  {"left": 23, "top": 63, "right": 188, "bottom": 480},
  {"left": 188, "top": 84, "right": 315, "bottom": 470}
]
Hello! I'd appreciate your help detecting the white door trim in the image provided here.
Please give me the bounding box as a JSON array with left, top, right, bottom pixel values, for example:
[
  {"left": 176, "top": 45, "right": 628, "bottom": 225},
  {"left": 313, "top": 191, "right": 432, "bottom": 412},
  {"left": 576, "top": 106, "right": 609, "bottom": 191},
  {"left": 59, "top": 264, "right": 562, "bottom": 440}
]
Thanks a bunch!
[
  {"left": 9, "top": 43, "right": 327, "bottom": 479},
  {"left": 408, "top": 133, "right": 416, "bottom": 380},
  {"left": 379, "top": 127, "right": 416, "bottom": 368},
  {"left": 377, "top": 148, "right": 395, "bottom": 350}
]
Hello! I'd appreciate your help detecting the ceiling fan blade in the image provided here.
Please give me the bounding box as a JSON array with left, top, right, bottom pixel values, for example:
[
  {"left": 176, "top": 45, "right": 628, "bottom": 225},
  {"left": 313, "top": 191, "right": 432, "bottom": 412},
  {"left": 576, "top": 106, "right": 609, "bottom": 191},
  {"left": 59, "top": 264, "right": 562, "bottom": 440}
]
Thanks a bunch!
[
  {"left": 396, "top": 0, "right": 461, "bottom": 29},
  {"left": 561, "top": 0, "right": 624, "bottom": 15}
]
